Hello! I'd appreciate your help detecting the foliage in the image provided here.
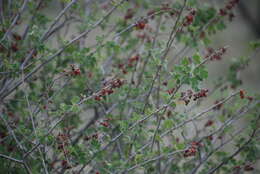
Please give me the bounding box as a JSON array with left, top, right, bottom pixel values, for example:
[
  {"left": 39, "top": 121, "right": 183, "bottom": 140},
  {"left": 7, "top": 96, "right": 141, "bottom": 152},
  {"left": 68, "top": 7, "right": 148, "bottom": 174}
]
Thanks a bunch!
[{"left": 0, "top": 0, "right": 259, "bottom": 173}]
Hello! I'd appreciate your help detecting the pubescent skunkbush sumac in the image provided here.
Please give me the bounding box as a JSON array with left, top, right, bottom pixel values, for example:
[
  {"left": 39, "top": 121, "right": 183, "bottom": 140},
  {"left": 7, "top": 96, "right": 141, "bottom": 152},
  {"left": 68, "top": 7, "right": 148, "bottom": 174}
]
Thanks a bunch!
[{"left": 0, "top": 0, "right": 260, "bottom": 173}]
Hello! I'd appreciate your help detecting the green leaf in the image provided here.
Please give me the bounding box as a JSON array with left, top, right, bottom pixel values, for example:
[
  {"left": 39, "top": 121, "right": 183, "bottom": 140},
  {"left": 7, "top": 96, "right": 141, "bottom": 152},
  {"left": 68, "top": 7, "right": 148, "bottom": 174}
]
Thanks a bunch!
[
  {"left": 175, "top": 143, "right": 185, "bottom": 150},
  {"left": 181, "top": 57, "right": 189, "bottom": 66},
  {"left": 71, "top": 96, "right": 80, "bottom": 104},
  {"left": 119, "top": 120, "right": 129, "bottom": 132},
  {"left": 163, "top": 119, "right": 174, "bottom": 129},
  {"left": 200, "top": 68, "right": 208, "bottom": 79},
  {"left": 193, "top": 53, "right": 201, "bottom": 64},
  {"left": 71, "top": 105, "right": 80, "bottom": 113},
  {"left": 60, "top": 103, "right": 69, "bottom": 111}
]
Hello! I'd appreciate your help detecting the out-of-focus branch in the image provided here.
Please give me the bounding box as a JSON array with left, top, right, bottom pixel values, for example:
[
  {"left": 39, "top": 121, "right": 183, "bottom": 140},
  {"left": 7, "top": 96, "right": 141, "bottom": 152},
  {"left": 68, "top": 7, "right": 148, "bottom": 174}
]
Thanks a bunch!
[{"left": 238, "top": 1, "right": 260, "bottom": 37}]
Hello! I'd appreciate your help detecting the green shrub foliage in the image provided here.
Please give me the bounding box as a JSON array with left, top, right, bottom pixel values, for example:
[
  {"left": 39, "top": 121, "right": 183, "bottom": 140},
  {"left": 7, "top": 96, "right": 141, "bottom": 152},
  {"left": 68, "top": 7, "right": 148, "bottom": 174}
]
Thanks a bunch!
[{"left": 0, "top": 0, "right": 260, "bottom": 173}]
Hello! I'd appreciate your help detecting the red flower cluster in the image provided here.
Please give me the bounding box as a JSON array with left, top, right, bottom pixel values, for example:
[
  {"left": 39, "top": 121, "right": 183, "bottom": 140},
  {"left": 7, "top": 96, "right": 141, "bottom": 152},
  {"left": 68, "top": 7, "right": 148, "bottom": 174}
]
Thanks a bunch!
[
  {"left": 233, "top": 164, "right": 254, "bottom": 172},
  {"left": 244, "top": 164, "right": 254, "bottom": 171},
  {"left": 183, "top": 141, "right": 202, "bottom": 157},
  {"left": 239, "top": 90, "right": 254, "bottom": 101},
  {"left": 69, "top": 64, "right": 81, "bottom": 76},
  {"left": 73, "top": 68, "right": 81, "bottom": 75},
  {"left": 239, "top": 90, "right": 245, "bottom": 99},
  {"left": 136, "top": 20, "right": 147, "bottom": 30},
  {"left": 57, "top": 133, "right": 70, "bottom": 150},
  {"left": 205, "top": 47, "right": 227, "bottom": 61},
  {"left": 94, "top": 79, "right": 124, "bottom": 101},
  {"left": 100, "top": 121, "right": 109, "bottom": 127},
  {"left": 193, "top": 89, "right": 209, "bottom": 100},
  {"left": 99, "top": 118, "right": 111, "bottom": 128},
  {"left": 84, "top": 133, "right": 99, "bottom": 141},
  {"left": 180, "top": 89, "right": 209, "bottom": 105},
  {"left": 128, "top": 55, "right": 139, "bottom": 67},
  {"left": 219, "top": 0, "right": 239, "bottom": 19},
  {"left": 183, "top": 9, "right": 196, "bottom": 27},
  {"left": 118, "top": 55, "right": 139, "bottom": 74},
  {"left": 180, "top": 89, "right": 193, "bottom": 105}
]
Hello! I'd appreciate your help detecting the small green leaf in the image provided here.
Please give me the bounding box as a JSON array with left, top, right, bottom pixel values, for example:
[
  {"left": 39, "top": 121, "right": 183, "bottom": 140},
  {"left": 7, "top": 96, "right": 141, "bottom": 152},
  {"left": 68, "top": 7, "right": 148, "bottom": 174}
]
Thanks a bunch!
[
  {"left": 71, "top": 96, "right": 80, "bottom": 104},
  {"left": 181, "top": 57, "right": 189, "bottom": 66},
  {"left": 175, "top": 143, "right": 185, "bottom": 150},
  {"left": 60, "top": 103, "right": 69, "bottom": 111},
  {"left": 193, "top": 53, "right": 201, "bottom": 64},
  {"left": 163, "top": 119, "right": 174, "bottom": 129},
  {"left": 71, "top": 105, "right": 80, "bottom": 113}
]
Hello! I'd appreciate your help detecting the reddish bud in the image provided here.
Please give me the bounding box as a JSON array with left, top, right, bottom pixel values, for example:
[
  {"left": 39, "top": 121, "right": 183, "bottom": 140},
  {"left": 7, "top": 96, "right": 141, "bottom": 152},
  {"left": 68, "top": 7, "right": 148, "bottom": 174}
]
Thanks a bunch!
[
  {"left": 11, "top": 43, "right": 19, "bottom": 52},
  {"left": 239, "top": 90, "right": 245, "bottom": 99},
  {"left": 186, "top": 15, "right": 193, "bottom": 23},
  {"left": 136, "top": 21, "right": 146, "bottom": 30},
  {"left": 207, "top": 135, "right": 213, "bottom": 141},
  {"left": 219, "top": 9, "right": 227, "bottom": 16},
  {"left": 94, "top": 96, "right": 102, "bottom": 101},
  {"left": 84, "top": 136, "right": 91, "bottom": 141},
  {"left": 244, "top": 164, "right": 254, "bottom": 171},
  {"left": 162, "top": 81, "right": 168, "bottom": 86},
  {"left": 100, "top": 121, "right": 109, "bottom": 127},
  {"left": 12, "top": 33, "right": 22, "bottom": 41},
  {"left": 122, "top": 69, "right": 128, "bottom": 74},
  {"left": 73, "top": 68, "right": 81, "bottom": 76},
  {"left": 92, "top": 133, "right": 98, "bottom": 139},
  {"left": 246, "top": 96, "right": 253, "bottom": 101},
  {"left": 205, "top": 120, "right": 214, "bottom": 127}
]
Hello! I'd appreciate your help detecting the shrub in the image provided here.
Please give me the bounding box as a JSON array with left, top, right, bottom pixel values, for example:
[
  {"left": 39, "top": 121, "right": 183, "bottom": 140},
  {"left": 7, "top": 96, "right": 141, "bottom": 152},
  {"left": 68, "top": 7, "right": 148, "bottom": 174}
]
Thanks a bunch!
[{"left": 0, "top": 0, "right": 259, "bottom": 173}]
